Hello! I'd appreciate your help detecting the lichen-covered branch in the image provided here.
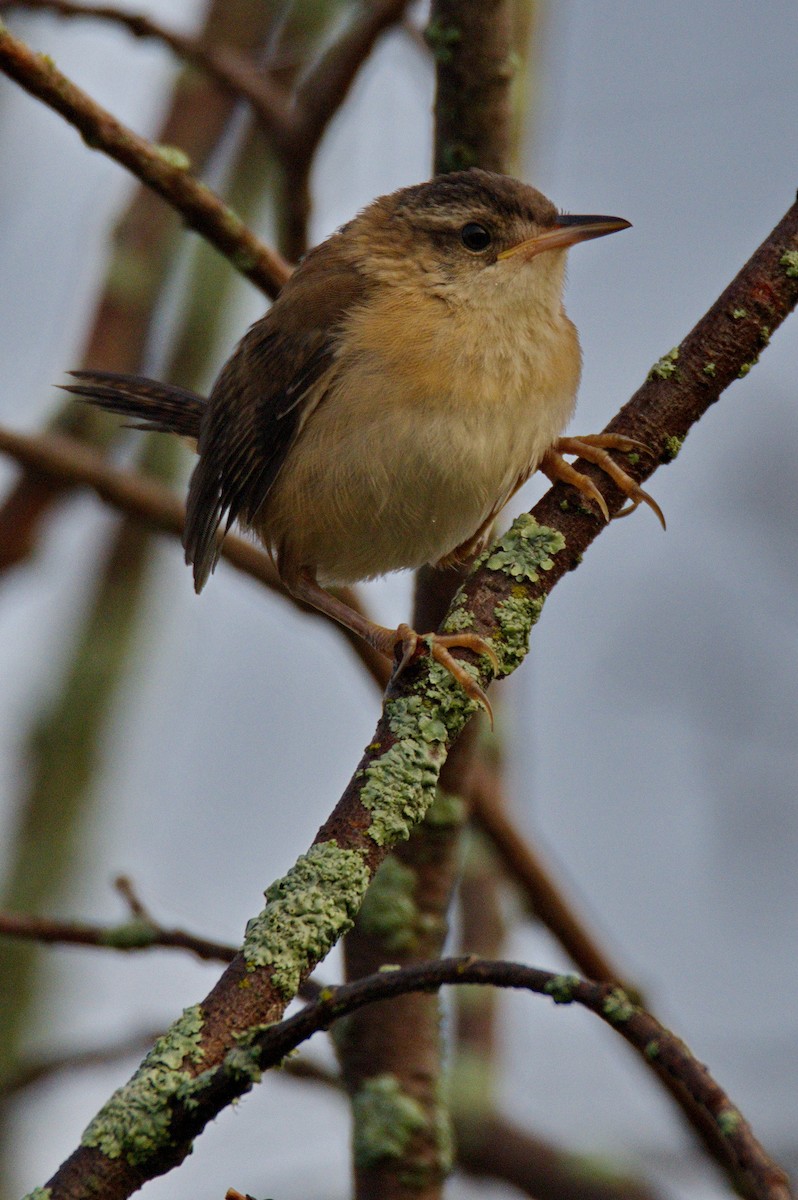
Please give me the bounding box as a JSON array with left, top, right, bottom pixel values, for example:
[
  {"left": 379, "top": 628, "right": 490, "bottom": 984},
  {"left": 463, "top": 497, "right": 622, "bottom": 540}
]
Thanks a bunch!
[
  {"left": 30, "top": 191, "right": 798, "bottom": 1200},
  {"left": 0, "top": 20, "right": 291, "bottom": 297},
  {"left": 78, "top": 957, "right": 790, "bottom": 1200}
]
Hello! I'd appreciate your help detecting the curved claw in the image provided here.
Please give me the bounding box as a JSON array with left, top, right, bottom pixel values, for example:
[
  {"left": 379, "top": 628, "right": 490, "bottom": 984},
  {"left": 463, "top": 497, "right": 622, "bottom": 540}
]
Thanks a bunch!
[
  {"left": 548, "top": 435, "right": 666, "bottom": 530},
  {"left": 393, "top": 624, "right": 496, "bottom": 726}
]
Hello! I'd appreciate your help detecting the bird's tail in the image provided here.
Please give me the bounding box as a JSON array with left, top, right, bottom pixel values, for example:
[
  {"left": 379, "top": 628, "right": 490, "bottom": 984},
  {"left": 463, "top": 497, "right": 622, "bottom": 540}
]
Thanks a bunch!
[{"left": 64, "top": 370, "right": 205, "bottom": 441}]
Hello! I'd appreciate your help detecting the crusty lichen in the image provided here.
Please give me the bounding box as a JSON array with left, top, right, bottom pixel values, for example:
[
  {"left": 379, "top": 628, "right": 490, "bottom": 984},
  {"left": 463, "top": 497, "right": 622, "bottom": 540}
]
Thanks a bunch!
[
  {"left": 360, "top": 733, "right": 446, "bottom": 847},
  {"left": 21, "top": 1190, "right": 52, "bottom": 1200},
  {"left": 154, "top": 143, "right": 191, "bottom": 171},
  {"left": 81, "top": 1005, "right": 205, "bottom": 1164},
  {"left": 544, "top": 973, "right": 581, "bottom": 1004},
  {"left": 243, "top": 842, "right": 369, "bottom": 996},
  {"left": 662, "top": 434, "right": 683, "bottom": 461},
  {"left": 358, "top": 856, "right": 420, "bottom": 953},
  {"left": 781, "top": 249, "right": 798, "bottom": 278},
  {"left": 648, "top": 347, "right": 680, "bottom": 380},
  {"left": 602, "top": 987, "right": 636, "bottom": 1024},
  {"left": 353, "top": 1075, "right": 428, "bottom": 1168},
  {"left": 477, "top": 513, "right": 565, "bottom": 584},
  {"left": 493, "top": 590, "right": 545, "bottom": 674},
  {"left": 717, "top": 1107, "right": 742, "bottom": 1136}
]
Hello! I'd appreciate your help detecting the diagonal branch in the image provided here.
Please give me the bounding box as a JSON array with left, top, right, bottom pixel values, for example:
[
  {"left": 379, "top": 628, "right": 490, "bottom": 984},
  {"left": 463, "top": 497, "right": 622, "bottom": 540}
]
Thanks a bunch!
[
  {"left": 33, "top": 196, "right": 798, "bottom": 1200},
  {"left": 0, "top": 20, "right": 291, "bottom": 298},
  {"left": 0, "top": 0, "right": 294, "bottom": 137}
]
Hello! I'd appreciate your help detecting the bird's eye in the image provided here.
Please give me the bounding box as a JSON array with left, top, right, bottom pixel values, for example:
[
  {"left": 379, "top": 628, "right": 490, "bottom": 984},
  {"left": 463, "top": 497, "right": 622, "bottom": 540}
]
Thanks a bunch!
[{"left": 460, "top": 223, "right": 492, "bottom": 252}]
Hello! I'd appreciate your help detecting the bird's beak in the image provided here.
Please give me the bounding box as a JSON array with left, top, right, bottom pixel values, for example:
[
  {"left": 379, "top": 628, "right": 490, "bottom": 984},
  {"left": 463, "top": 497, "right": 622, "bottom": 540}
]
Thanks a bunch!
[{"left": 498, "top": 214, "right": 632, "bottom": 260}]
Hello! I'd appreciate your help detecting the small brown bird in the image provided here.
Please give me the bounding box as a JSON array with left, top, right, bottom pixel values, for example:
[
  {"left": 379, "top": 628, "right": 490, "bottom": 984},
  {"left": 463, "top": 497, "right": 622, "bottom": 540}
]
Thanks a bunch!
[{"left": 69, "top": 170, "right": 659, "bottom": 709}]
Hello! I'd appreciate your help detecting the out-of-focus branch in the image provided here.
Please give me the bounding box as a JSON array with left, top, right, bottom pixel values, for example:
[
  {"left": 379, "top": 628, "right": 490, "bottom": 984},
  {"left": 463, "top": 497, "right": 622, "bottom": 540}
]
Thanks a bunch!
[
  {"left": 0, "top": 422, "right": 390, "bottom": 685},
  {"left": 0, "top": 908, "right": 237, "bottom": 964},
  {"left": 0, "top": 0, "right": 292, "bottom": 135},
  {"left": 0, "top": 21, "right": 291, "bottom": 298}
]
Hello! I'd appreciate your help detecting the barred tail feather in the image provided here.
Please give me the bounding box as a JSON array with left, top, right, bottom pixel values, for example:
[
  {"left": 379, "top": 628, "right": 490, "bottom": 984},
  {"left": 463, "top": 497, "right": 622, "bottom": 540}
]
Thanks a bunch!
[{"left": 64, "top": 370, "right": 205, "bottom": 440}]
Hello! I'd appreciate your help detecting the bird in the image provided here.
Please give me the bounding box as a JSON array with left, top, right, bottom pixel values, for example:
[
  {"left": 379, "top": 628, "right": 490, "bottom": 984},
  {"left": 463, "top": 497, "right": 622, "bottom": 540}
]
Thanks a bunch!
[{"left": 67, "top": 169, "right": 660, "bottom": 714}]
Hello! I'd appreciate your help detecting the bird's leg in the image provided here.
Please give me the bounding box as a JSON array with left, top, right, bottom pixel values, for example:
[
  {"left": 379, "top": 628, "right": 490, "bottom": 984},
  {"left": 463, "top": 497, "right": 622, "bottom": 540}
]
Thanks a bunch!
[
  {"left": 289, "top": 570, "right": 498, "bottom": 721},
  {"left": 541, "top": 434, "right": 665, "bottom": 528}
]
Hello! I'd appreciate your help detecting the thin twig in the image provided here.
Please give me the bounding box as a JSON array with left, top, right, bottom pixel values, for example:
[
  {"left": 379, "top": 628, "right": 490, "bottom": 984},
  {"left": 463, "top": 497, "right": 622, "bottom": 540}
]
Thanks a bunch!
[
  {"left": 154, "top": 958, "right": 795, "bottom": 1200},
  {"left": 0, "top": 908, "right": 237, "bottom": 963},
  {"left": 0, "top": 21, "right": 291, "bottom": 298},
  {"left": 0, "top": 0, "right": 293, "bottom": 136}
]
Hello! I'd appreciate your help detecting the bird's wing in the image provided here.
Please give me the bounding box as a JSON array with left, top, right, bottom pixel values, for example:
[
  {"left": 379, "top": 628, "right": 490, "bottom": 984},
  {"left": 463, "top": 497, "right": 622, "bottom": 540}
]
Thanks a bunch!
[{"left": 184, "top": 241, "right": 368, "bottom": 591}]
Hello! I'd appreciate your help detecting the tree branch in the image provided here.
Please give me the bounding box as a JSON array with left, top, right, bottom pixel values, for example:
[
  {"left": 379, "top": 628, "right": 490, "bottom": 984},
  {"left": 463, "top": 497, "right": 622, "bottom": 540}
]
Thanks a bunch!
[
  {"left": 0, "top": 20, "right": 291, "bottom": 298},
  {"left": 31, "top": 192, "right": 798, "bottom": 1200},
  {"left": 133, "top": 957, "right": 795, "bottom": 1200}
]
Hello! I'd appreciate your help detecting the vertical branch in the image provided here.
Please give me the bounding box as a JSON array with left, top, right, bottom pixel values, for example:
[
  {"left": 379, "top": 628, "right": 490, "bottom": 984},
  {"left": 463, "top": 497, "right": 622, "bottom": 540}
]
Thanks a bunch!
[{"left": 338, "top": 5, "right": 518, "bottom": 1198}]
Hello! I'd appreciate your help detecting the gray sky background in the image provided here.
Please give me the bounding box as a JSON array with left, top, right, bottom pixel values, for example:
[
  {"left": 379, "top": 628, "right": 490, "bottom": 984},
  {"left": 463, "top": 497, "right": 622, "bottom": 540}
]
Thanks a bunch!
[{"left": 0, "top": 2, "right": 796, "bottom": 1197}]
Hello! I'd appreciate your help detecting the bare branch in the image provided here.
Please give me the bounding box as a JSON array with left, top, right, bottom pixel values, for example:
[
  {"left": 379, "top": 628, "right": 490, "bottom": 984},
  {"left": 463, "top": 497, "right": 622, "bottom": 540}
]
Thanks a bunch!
[{"left": 0, "top": 21, "right": 291, "bottom": 297}]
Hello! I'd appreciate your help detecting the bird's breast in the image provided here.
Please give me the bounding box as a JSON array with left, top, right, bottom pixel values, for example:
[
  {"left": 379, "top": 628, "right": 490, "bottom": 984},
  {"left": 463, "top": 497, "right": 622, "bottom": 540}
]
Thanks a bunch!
[{"left": 260, "top": 288, "right": 581, "bottom": 584}]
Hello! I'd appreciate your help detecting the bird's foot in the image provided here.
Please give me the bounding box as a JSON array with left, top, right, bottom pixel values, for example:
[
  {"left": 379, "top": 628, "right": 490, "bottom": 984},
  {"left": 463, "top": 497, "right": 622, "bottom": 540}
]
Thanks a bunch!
[
  {"left": 541, "top": 434, "right": 665, "bottom": 529},
  {"left": 376, "top": 623, "right": 498, "bottom": 725}
]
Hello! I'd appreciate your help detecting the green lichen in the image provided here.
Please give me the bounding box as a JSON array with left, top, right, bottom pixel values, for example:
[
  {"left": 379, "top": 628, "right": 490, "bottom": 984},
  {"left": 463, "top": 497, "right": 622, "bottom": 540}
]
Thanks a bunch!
[
  {"left": 353, "top": 1075, "right": 428, "bottom": 1168},
  {"left": 662, "top": 434, "right": 683, "bottom": 461},
  {"left": 442, "top": 602, "right": 474, "bottom": 633},
  {"left": 478, "top": 513, "right": 565, "bottom": 584},
  {"left": 21, "top": 1190, "right": 52, "bottom": 1200},
  {"left": 154, "top": 143, "right": 191, "bottom": 171},
  {"left": 243, "top": 842, "right": 370, "bottom": 996},
  {"left": 644, "top": 1039, "right": 660, "bottom": 1061},
  {"left": 387, "top": 695, "right": 447, "bottom": 745},
  {"left": 493, "top": 590, "right": 544, "bottom": 674},
  {"left": 232, "top": 248, "right": 259, "bottom": 274},
  {"left": 648, "top": 347, "right": 679, "bottom": 380},
  {"left": 717, "top": 1107, "right": 742, "bottom": 1136},
  {"left": 360, "top": 733, "right": 446, "bottom": 847},
  {"left": 738, "top": 358, "right": 758, "bottom": 377},
  {"left": 759, "top": 325, "right": 771, "bottom": 344},
  {"left": 544, "top": 973, "right": 580, "bottom": 1004},
  {"left": 703, "top": 361, "right": 717, "bottom": 377},
  {"left": 99, "top": 919, "right": 157, "bottom": 950},
  {"left": 358, "top": 856, "right": 419, "bottom": 953},
  {"left": 423, "top": 788, "right": 467, "bottom": 829},
  {"left": 626, "top": 451, "right": 640, "bottom": 465},
  {"left": 424, "top": 18, "right": 461, "bottom": 64},
  {"left": 602, "top": 987, "right": 636, "bottom": 1024},
  {"left": 781, "top": 249, "right": 798, "bottom": 278},
  {"left": 82, "top": 1005, "right": 205, "bottom": 1164},
  {"left": 732, "top": 307, "right": 748, "bottom": 319}
]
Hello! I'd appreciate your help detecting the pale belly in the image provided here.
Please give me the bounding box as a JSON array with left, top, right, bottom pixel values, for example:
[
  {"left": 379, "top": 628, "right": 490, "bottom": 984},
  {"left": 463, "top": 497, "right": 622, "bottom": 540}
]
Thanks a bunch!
[{"left": 258, "top": 338, "right": 579, "bottom": 585}]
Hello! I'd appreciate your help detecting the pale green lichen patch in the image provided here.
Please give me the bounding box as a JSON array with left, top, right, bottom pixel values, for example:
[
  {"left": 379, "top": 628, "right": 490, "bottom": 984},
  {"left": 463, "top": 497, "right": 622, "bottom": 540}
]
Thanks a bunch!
[
  {"left": 386, "top": 695, "right": 447, "bottom": 744},
  {"left": 662, "top": 434, "right": 683, "bottom": 461},
  {"left": 360, "top": 734, "right": 446, "bottom": 847},
  {"left": 781, "top": 249, "right": 798, "bottom": 278},
  {"left": 738, "top": 358, "right": 758, "bottom": 377},
  {"left": 644, "top": 1039, "right": 660, "bottom": 1061},
  {"left": 732, "top": 307, "right": 748, "bottom": 319},
  {"left": 717, "top": 1107, "right": 742, "bottom": 1136},
  {"left": 544, "top": 973, "right": 580, "bottom": 1004},
  {"left": 442, "top": 602, "right": 474, "bottom": 633},
  {"left": 353, "top": 1075, "right": 428, "bottom": 1167},
  {"left": 82, "top": 1005, "right": 205, "bottom": 1164},
  {"left": 154, "top": 143, "right": 191, "bottom": 171},
  {"left": 703, "top": 361, "right": 717, "bottom": 376},
  {"left": 493, "top": 591, "right": 544, "bottom": 674},
  {"left": 648, "top": 347, "right": 679, "bottom": 380},
  {"left": 602, "top": 987, "right": 636, "bottom": 1024},
  {"left": 21, "top": 1189, "right": 52, "bottom": 1200},
  {"left": 243, "top": 843, "right": 369, "bottom": 996},
  {"left": 358, "top": 856, "right": 419, "bottom": 953},
  {"left": 478, "top": 513, "right": 565, "bottom": 584}
]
